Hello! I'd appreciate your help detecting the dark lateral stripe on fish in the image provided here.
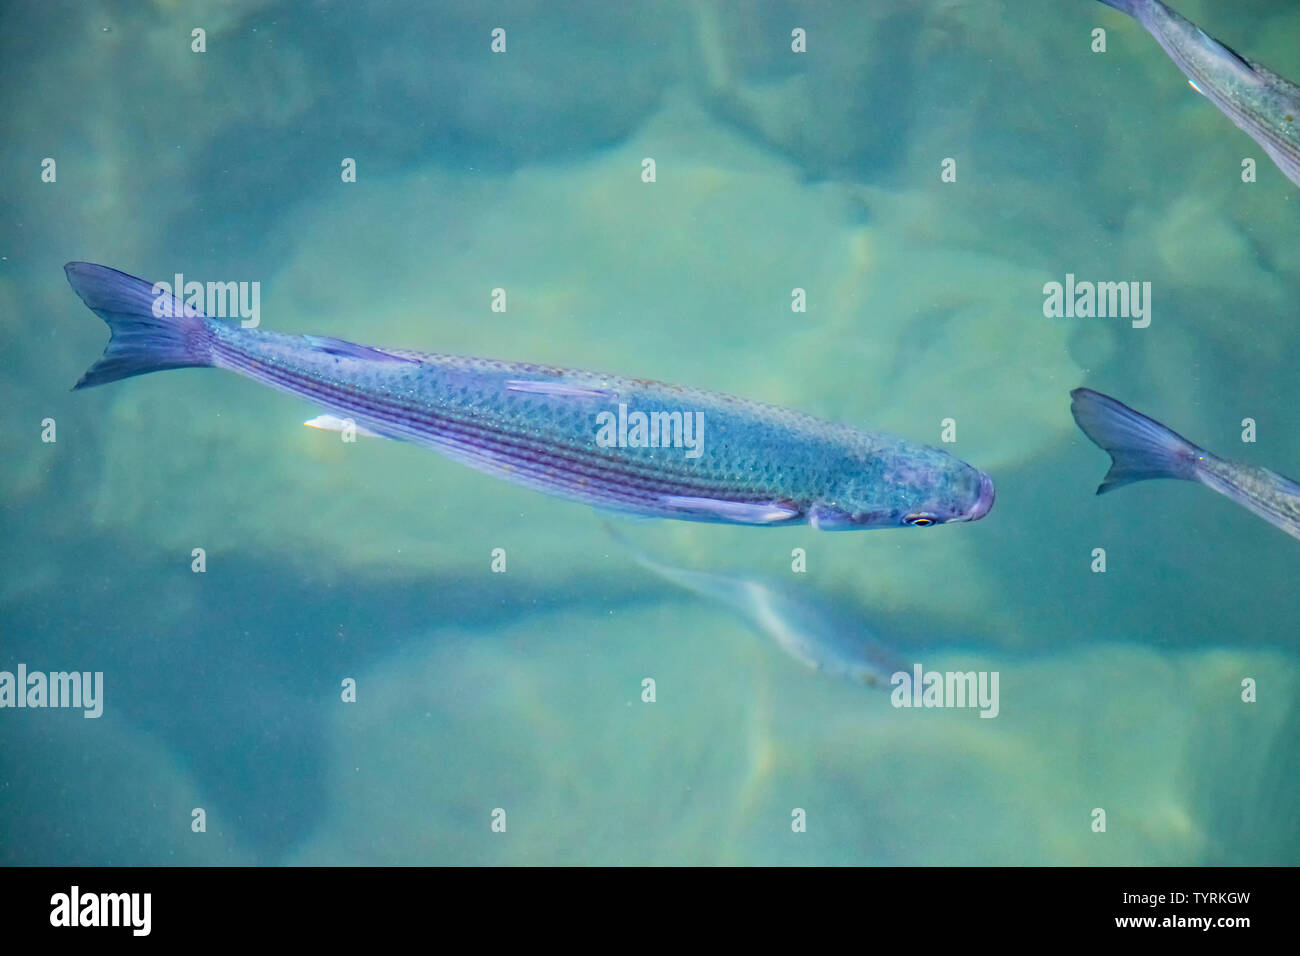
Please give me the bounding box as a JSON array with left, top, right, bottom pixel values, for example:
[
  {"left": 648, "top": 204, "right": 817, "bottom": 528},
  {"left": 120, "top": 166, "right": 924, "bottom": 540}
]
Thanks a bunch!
[
  {"left": 217, "top": 353, "right": 715, "bottom": 506},
  {"left": 212, "top": 341, "right": 782, "bottom": 511},
  {"left": 211, "top": 343, "right": 803, "bottom": 507}
]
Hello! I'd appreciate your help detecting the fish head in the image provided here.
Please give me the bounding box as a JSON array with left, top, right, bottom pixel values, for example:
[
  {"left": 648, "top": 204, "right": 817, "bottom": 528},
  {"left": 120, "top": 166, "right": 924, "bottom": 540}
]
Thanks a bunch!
[{"left": 812, "top": 445, "right": 994, "bottom": 530}]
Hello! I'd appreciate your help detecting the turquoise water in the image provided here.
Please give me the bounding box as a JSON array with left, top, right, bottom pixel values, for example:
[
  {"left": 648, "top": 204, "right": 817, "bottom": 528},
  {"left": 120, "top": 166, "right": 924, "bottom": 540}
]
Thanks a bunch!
[{"left": 2, "top": 0, "right": 1298, "bottom": 865}]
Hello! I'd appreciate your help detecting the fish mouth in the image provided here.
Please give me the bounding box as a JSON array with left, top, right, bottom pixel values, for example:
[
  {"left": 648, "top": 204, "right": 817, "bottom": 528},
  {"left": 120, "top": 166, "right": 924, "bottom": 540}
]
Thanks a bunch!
[{"left": 966, "top": 472, "right": 995, "bottom": 522}]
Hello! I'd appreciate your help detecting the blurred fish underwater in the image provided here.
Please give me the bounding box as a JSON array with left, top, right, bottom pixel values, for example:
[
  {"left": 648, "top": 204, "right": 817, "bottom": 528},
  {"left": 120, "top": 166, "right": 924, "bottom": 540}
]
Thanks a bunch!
[
  {"left": 603, "top": 521, "right": 909, "bottom": 689},
  {"left": 1, "top": 0, "right": 1298, "bottom": 867}
]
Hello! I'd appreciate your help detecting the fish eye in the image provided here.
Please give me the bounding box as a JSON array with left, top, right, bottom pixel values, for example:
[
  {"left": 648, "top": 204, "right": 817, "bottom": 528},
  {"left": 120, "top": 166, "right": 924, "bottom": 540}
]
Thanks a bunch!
[{"left": 903, "top": 512, "right": 937, "bottom": 527}]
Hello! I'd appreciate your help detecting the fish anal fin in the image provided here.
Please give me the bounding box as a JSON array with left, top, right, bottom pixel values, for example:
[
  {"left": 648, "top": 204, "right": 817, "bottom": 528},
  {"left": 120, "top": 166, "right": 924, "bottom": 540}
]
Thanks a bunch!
[
  {"left": 304, "top": 334, "right": 419, "bottom": 364},
  {"left": 304, "top": 414, "right": 389, "bottom": 439}
]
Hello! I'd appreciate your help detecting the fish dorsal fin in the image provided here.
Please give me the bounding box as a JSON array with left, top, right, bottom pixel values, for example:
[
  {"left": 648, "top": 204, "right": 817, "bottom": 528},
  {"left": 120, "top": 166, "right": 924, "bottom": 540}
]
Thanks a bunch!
[
  {"left": 303, "top": 334, "right": 419, "bottom": 363},
  {"left": 1195, "top": 28, "right": 1262, "bottom": 85}
]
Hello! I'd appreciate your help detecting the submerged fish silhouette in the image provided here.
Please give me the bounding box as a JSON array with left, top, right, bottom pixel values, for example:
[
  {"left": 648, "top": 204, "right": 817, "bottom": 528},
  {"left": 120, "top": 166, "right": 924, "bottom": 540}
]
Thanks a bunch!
[{"left": 605, "top": 523, "right": 907, "bottom": 689}]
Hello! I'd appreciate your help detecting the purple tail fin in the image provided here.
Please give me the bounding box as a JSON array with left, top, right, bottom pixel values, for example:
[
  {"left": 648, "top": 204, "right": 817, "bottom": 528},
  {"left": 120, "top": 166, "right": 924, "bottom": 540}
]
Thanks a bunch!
[
  {"left": 65, "top": 262, "right": 214, "bottom": 389},
  {"left": 1070, "top": 387, "right": 1203, "bottom": 494}
]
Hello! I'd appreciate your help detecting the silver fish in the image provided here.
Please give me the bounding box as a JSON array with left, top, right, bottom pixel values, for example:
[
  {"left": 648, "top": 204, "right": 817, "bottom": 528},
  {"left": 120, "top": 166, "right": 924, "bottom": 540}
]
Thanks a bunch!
[
  {"left": 65, "top": 261, "right": 994, "bottom": 531},
  {"left": 1098, "top": 0, "right": 1300, "bottom": 187},
  {"left": 1071, "top": 387, "right": 1300, "bottom": 540}
]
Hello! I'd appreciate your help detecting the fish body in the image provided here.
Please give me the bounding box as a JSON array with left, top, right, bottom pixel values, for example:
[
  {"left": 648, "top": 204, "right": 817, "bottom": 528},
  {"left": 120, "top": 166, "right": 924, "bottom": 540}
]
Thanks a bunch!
[
  {"left": 1097, "top": 0, "right": 1300, "bottom": 187},
  {"left": 1071, "top": 387, "right": 1300, "bottom": 540},
  {"left": 65, "top": 262, "right": 994, "bottom": 531},
  {"left": 605, "top": 524, "right": 906, "bottom": 688}
]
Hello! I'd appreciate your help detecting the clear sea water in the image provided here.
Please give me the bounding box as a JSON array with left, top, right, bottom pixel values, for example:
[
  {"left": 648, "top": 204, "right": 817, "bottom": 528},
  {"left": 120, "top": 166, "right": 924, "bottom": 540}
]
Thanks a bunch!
[{"left": 2, "top": 0, "right": 1298, "bottom": 865}]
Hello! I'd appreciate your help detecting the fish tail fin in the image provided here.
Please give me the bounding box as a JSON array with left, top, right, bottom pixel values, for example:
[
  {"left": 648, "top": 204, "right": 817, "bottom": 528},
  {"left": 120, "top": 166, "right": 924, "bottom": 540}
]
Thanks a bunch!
[
  {"left": 1070, "top": 387, "right": 1203, "bottom": 494},
  {"left": 65, "top": 261, "right": 214, "bottom": 390}
]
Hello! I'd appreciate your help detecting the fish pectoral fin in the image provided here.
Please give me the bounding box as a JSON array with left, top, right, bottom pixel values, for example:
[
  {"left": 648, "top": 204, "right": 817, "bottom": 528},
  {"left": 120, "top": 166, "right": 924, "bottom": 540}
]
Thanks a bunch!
[
  {"left": 808, "top": 503, "right": 856, "bottom": 531},
  {"left": 303, "top": 414, "right": 389, "bottom": 439},
  {"left": 505, "top": 379, "right": 614, "bottom": 399},
  {"left": 1195, "top": 28, "right": 1262, "bottom": 85},
  {"left": 658, "top": 495, "right": 800, "bottom": 524}
]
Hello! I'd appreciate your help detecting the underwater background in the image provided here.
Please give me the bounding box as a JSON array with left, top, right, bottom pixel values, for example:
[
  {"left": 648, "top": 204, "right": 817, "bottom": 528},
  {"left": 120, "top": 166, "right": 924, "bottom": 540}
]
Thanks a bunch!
[{"left": 2, "top": 0, "right": 1298, "bottom": 865}]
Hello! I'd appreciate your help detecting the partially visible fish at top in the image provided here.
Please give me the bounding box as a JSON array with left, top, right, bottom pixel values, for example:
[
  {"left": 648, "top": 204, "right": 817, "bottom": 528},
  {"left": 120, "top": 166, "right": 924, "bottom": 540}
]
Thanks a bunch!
[
  {"left": 604, "top": 522, "right": 908, "bottom": 689},
  {"left": 1096, "top": 0, "right": 1300, "bottom": 187},
  {"left": 1071, "top": 387, "right": 1300, "bottom": 541},
  {"left": 65, "top": 262, "right": 995, "bottom": 532}
]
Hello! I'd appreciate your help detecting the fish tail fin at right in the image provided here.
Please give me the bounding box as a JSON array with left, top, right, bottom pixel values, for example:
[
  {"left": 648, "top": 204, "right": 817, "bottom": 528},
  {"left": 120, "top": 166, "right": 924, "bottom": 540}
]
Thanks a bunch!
[
  {"left": 1070, "top": 387, "right": 1203, "bottom": 494},
  {"left": 65, "top": 261, "right": 214, "bottom": 390}
]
